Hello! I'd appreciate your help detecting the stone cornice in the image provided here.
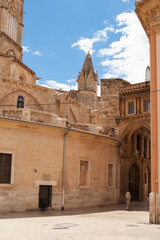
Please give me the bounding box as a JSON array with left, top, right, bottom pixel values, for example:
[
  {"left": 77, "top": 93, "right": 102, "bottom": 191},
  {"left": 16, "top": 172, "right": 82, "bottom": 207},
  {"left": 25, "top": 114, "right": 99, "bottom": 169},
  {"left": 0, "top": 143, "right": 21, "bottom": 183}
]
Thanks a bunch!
[
  {"left": 0, "top": 76, "right": 50, "bottom": 92},
  {"left": 0, "top": 116, "right": 121, "bottom": 145},
  {"left": 0, "top": 31, "right": 22, "bottom": 51},
  {"left": 0, "top": 53, "right": 36, "bottom": 75},
  {"left": 120, "top": 81, "right": 150, "bottom": 96},
  {"left": 135, "top": 0, "right": 160, "bottom": 38}
]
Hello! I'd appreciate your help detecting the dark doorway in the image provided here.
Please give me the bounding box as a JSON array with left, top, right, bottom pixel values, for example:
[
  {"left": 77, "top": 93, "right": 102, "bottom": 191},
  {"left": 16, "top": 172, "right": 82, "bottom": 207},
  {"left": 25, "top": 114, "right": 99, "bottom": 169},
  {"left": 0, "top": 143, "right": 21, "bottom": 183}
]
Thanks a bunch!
[
  {"left": 39, "top": 185, "right": 52, "bottom": 209},
  {"left": 129, "top": 164, "right": 139, "bottom": 201}
]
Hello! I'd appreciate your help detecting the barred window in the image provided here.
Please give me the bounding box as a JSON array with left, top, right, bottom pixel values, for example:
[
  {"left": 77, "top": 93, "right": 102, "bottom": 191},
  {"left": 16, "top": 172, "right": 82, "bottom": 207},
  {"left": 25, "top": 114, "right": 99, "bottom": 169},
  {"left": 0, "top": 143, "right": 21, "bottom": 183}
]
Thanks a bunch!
[
  {"left": 0, "top": 153, "right": 12, "bottom": 184},
  {"left": 5, "top": 11, "right": 17, "bottom": 42}
]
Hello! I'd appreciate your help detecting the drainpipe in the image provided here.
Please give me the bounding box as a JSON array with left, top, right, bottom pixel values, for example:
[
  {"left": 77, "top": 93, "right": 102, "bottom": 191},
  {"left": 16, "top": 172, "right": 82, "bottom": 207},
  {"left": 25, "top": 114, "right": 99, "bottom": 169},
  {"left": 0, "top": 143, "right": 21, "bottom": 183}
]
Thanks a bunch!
[{"left": 61, "top": 126, "right": 70, "bottom": 210}]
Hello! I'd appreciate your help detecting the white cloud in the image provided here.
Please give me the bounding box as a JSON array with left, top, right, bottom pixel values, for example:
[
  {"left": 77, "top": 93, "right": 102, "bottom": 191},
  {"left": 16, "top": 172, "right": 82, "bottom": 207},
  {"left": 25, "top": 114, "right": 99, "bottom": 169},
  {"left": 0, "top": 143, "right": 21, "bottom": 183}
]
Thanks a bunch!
[
  {"left": 40, "top": 80, "right": 101, "bottom": 97},
  {"left": 122, "top": 0, "right": 130, "bottom": 2},
  {"left": 98, "top": 12, "right": 149, "bottom": 84},
  {"left": 67, "top": 79, "right": 76, "bottom": 83},
  {"left": 71, "top": 27, "right": 114, "bottom": 55},
  {"left": 33, "top": 51, "right": 42, "bottom": 56},
  {"left": 22, "top": 46, "right": 42, "bottom": 56},
  {"left": 40, "top": 80, "right": 78, "bottom": 92},
  {"left": 22, "top": 46, "right": 29, "bottom": 52},
  {"left": 103, "top": 20, "right": 108, "bottom": 25}
]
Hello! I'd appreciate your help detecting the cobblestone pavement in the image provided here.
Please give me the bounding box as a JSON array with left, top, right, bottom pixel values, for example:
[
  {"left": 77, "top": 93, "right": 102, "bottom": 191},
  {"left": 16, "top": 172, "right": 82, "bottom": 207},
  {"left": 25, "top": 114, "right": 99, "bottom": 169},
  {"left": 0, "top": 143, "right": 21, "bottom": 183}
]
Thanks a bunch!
[{"left": 0, "top": 201, "right": 159, "bottom": 240}]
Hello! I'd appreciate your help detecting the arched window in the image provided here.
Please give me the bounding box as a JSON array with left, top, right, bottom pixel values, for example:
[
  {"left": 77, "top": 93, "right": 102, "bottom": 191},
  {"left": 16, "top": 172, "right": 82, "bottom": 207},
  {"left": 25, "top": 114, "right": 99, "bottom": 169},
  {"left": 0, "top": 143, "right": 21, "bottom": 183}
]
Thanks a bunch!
[
  {"left": 137, "top": 133, "right": 141, "bottom": 156},
  {"left": 17, "top": 96, "right": 24, "bottom": 108},
  {"left": 144, "top": 137, "right": 148, "bottom": 158}
]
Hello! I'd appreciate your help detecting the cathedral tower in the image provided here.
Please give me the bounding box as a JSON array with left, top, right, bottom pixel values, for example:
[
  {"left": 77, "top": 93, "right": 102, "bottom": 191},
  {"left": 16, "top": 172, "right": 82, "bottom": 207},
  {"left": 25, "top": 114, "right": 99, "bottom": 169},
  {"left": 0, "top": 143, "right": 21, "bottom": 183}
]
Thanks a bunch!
[
  {"left": 0, "top": 0, "right": 24, "bottom": 60},
  {"left": 77, "top": 53, "right": 98, "bottom": 109}
]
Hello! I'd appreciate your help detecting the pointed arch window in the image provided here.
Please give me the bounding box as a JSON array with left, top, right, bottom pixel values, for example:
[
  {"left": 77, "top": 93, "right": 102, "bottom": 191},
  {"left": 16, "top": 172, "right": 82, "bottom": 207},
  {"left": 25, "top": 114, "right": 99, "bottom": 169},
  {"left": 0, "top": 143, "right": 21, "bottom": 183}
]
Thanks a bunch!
[{"left": 17, "top": 96, "right": 24, "bottom": 109}]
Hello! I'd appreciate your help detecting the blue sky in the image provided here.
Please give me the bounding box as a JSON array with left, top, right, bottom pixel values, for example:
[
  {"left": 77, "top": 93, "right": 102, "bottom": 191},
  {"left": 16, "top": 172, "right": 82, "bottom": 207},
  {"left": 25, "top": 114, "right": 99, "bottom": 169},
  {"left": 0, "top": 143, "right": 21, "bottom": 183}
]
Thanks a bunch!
[{"left": 22, "top": 0, "right": 149, "bottom": 92}]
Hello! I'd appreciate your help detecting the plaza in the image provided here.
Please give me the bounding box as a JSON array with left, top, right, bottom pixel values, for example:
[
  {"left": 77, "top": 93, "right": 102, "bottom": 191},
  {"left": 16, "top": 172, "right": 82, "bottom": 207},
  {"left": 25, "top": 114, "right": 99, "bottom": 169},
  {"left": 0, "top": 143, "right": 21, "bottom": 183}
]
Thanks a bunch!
[{"left": 0, "top": 202, "right": 159, "bottom": 240}]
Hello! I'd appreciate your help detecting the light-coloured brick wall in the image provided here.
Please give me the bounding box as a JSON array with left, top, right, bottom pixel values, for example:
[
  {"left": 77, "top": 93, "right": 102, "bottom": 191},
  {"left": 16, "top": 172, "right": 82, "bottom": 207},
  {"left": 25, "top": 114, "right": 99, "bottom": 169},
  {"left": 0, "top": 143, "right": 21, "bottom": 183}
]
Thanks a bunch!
[{"left": 0, "top": 119, "right": 119, "bottom": 212}]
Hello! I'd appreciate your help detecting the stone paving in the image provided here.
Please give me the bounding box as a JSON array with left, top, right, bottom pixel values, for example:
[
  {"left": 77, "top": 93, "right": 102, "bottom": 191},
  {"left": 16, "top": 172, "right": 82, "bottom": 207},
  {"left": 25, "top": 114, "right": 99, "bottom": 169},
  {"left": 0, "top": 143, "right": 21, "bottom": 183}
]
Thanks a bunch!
[{"left": 0, "top": 201, "right": 160, "bottom": 240}]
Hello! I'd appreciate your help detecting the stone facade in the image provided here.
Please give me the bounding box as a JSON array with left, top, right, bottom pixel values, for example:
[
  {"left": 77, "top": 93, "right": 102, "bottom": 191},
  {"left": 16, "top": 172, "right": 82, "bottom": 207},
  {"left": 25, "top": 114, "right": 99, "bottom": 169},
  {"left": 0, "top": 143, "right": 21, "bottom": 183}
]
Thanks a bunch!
[
  {"left": 0, "top": 0, "right": 151, "bottom": 212},
  {"left": 135, "top": 0, "right": 160, "bottom": 224}
]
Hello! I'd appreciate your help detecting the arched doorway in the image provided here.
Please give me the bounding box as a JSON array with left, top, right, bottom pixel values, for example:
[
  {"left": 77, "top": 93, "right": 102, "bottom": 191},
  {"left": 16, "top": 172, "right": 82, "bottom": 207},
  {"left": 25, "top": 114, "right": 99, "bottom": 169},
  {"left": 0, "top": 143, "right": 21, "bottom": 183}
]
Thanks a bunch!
[{"left": 129, "top": 164, "right": 139, "bottom": 201}]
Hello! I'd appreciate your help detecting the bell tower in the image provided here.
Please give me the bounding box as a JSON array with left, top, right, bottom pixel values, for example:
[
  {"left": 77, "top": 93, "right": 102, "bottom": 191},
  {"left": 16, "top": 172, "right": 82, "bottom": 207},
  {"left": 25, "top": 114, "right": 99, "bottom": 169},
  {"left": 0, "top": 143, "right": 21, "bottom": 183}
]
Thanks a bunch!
[
  {"left": 0, "top": 0, "right": 24, "bottom": 60},
  {"left": 77, "top": 52, "right": 98, "bottom": 109}
]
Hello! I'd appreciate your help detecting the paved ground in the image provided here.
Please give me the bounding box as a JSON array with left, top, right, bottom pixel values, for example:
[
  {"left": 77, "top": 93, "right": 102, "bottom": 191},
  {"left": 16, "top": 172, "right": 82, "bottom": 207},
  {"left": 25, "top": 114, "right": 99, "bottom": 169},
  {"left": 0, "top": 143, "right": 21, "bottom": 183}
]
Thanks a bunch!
[{"left": 0, "top": 201, "right": 160, "bottom": 240}]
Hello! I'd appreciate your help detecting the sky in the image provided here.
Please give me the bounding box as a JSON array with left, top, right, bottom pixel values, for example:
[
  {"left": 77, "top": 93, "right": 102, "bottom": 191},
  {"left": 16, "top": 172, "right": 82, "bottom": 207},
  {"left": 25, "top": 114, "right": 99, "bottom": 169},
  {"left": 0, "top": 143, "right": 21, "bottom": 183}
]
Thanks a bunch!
[{"left": 22, "top": 0, "right": 150, "bottom": 94}]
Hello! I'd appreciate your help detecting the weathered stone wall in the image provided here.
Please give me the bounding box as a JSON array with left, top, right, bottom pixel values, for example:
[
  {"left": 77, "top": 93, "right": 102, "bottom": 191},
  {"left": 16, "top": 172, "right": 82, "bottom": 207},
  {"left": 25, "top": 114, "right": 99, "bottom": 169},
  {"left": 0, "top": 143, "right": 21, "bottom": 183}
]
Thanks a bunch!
[
  {"left": 0, "top": 34, "right": 22, "bottom": 60},
  {"left": 64, "top": 131, "right": 120, "bottom": 208},
  {"left": 77, "top": 89, "right": 97, "bottom": 110},
  {"left": 0, "top": 119, "right": 119, "bottom": 212},
  {"left": 98, "top": 78, "right": 129, "bottom": 135},
  {"left": 0, "top": 77, "right": 60, "bottom": 114},
  {"left": 0, "top": 0, "right": 24, "bottom": 60},
  {"left": 0, "top": 55, "right": 36, "bottom": 83}
]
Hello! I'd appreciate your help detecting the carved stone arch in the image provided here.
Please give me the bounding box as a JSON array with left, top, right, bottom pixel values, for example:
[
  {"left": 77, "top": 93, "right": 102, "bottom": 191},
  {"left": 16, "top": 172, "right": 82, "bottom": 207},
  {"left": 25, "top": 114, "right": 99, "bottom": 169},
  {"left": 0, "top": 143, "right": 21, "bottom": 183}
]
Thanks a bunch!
[
  {"left": 69, "top": 107, "right": 78, "bottom": 123},
  {"left": 0, "top": 89, "right": 43, "bottom": 111},
  {"left": 121, "top": 116, "right": 150, "bottom": 142},
  {"left": 6, "top": 49, "right": 16, "bottom": 58}
]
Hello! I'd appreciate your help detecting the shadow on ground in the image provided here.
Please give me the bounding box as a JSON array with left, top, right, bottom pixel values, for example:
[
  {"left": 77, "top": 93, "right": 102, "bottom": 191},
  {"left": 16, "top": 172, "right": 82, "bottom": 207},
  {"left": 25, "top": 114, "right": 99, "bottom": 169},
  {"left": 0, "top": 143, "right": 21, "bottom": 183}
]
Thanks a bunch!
[{"left": 0, "top": 201, "right": 149, "bottom": 220}]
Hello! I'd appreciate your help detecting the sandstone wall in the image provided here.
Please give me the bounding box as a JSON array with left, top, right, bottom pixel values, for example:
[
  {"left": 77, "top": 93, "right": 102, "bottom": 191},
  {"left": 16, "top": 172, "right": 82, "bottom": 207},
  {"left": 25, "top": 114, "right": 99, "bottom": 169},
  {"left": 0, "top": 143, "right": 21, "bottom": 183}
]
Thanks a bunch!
[{"left": 0, "top": 119, "right": 119, "bottom": 212}]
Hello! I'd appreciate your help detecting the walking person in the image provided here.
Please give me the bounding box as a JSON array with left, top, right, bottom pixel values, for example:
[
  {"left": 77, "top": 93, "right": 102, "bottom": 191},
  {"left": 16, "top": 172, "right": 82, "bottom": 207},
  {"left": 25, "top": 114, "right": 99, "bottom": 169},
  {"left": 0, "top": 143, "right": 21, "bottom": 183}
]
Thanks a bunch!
[{"left": 126, "top": 191, "right": 131, "bottom": 210}]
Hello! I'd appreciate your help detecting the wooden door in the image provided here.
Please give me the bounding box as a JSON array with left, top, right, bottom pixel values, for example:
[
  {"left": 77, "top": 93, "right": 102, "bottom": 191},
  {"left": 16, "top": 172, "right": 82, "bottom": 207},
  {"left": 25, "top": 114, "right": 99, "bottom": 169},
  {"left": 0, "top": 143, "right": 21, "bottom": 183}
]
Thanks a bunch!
[
  {"left": 129, "top": 164, "right": 139, "bottom": 201},
  {"left": 39, "top": 185, "right": 52, "bottom": 209}
]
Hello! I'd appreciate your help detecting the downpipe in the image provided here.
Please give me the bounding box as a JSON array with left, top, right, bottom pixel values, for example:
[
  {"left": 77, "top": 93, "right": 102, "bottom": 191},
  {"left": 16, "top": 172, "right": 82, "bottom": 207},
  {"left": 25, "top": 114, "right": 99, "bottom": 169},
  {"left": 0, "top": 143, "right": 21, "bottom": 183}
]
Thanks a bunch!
[{"left": 61, "top": 127, "right": 70, "bottom": 210}]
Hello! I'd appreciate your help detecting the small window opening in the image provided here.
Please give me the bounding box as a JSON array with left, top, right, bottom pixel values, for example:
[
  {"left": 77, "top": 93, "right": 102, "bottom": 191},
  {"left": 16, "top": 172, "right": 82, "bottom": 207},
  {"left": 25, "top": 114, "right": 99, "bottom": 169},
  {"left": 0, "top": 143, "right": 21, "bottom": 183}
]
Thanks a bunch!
[
  {"left": 17, "top": 96, "right": 24, "bottom": 108},
  {"left": 144, "top": 137, "right": 148, "bottom": 158},
  {"left": 144, "top": 100, "right": 150, "bottom": 112},
  {"left": 144, "top": 172, "right": 147, "bottom": 184},
  {"left": 137, "top": 134, "right": 141, "bottom": 156},
  {"left": 128, "top": 102, "right": 134, "bottom": 114}
]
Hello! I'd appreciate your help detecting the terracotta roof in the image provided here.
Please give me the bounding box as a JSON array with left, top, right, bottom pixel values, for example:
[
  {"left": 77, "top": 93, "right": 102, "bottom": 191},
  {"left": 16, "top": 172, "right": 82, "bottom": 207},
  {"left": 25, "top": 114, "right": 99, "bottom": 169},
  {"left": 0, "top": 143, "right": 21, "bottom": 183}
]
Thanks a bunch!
[
  {"left": 120, "top": 81, "right": 150, "bottom": 95},
  {"left": 0, "top": 116, "right": 121, "bottom": 144}
]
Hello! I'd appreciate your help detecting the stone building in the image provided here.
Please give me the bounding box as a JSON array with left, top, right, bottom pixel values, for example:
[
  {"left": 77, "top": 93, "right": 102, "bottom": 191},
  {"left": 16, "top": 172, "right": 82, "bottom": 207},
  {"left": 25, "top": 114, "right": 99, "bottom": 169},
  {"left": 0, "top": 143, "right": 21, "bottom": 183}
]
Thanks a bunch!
[
  {"left": 0, "top": 0, "right": 151, "bottom": 212},
  {"left": 135, "top": 0, "right": 160, "bottom": 223}
]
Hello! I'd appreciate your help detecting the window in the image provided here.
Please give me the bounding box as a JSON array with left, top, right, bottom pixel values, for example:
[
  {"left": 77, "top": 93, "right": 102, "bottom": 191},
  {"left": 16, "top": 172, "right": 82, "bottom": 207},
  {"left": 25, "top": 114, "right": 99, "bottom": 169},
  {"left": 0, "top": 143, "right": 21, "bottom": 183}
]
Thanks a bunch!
[
  {"left": 128, "top": 102, "right": 134, "bottom": 114},
  {"left": 79, "top": 161, "right": 88, "bottom": 186},
  {"left": 144, "top": 100, "right": 150, "bottom": 112},
  {"left": 144, "top": 172, "right": 147, "bottom": 184},
  {"left": 108, "top": 164, "right": 113, "bottom": 187},
  {"left": 5, "top": 11, "right": 17, "bottom": 42},
  {"left": 149, "top": 141, "right": 151, "bottom": 159},
  {"left": 144, "top": 137, "right": 148, "bottom": 158},
  {"left": 137, "top": 134, "right": 141, "bottom": 156},
  {"left": 17, "top": 96, "right": 24, "bottom": 108},
  {"left": 0, "top": 153, "right": 12, "bottom": 184}
]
